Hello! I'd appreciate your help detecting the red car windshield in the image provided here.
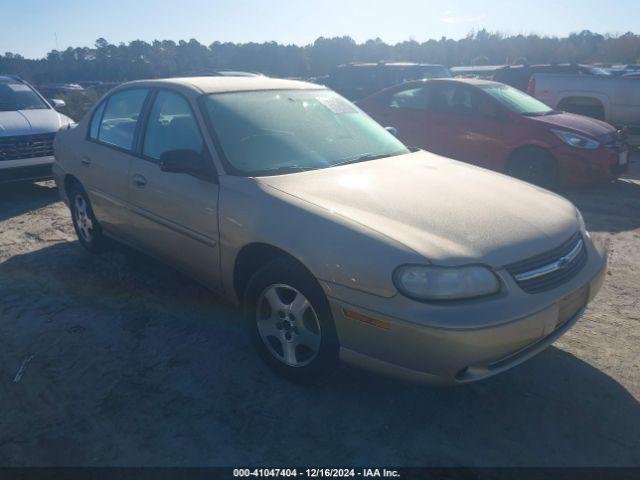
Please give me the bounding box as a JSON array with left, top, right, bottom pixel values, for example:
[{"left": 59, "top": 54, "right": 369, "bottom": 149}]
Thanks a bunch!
[{"left": 480, "top": 84, "right": 554, "bottom": 116}]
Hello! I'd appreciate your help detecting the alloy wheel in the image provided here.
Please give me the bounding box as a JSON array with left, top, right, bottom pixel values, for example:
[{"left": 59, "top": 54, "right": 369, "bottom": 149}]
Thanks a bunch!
[
  {"left": 74, "top": 194, "right": 94, "bottom": 242},
  {"left": 256, "top": 284, "right": 322, "bottom": 367}
]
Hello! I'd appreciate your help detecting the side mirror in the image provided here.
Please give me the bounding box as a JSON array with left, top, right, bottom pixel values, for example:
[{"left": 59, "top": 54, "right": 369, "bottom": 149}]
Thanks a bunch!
[
  {"left": 159, "top": 149, "right": 205, "bottom": 175},
  {"left": 50, "top": 98, "right": 66, "bottom": 110},
  {"left": 385, "top": 126, "right": 398, "bottom": 137}
]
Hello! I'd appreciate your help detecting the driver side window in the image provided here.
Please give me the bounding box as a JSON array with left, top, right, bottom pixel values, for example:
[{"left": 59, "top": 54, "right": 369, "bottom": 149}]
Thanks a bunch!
[{"left": 142, "top": 91, "right": 204, "bottom": 161}]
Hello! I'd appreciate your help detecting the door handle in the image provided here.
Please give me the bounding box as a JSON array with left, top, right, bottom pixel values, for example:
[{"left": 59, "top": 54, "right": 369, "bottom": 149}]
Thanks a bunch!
[
  {"left": 132, "top": 174, "right": 147, "bottom": 188},
  {"left": 80, "top": 157, "right": 91, "bottom": 167}
]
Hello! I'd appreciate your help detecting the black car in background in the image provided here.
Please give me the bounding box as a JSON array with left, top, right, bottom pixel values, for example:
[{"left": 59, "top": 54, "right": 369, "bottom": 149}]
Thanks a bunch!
[
  {"left": 322, "top": 62, "right": 452, "bottom": 100},
  {"left": 493, "top": 64, "right": 612, "bottom": 91}
]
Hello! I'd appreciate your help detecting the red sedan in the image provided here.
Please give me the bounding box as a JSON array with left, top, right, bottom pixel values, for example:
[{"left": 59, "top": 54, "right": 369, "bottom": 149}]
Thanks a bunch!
[{"left": 357, "top": 78, "right": 629, "bottom": 188}]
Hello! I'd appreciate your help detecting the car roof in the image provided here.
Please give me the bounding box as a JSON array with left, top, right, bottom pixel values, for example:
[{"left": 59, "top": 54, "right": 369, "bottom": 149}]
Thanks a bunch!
[
  {"left": 120, "top": 76, "right": 324, "bottom": 95},
  {"left": 359, "top": 78, "right": 502, "bottom": 101}
]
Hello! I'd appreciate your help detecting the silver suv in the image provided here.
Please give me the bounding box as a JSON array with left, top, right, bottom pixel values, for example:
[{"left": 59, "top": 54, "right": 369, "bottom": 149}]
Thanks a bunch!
[{"left": 0, "top": 75, "right": 74, "bottom": 183}]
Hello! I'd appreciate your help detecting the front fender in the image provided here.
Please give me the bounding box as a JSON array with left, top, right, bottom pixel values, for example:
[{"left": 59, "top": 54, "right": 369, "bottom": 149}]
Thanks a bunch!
[{"left": 218, "top": 176, "right": 426, "bottom": 303}]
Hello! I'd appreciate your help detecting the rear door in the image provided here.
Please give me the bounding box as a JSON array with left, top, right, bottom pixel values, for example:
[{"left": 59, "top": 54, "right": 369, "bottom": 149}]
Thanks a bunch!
[
  {"left": 81, "top": 88, "right": 150, "bottom": 237},
  {"left": 127, "top": 89, "right": 222, "bottom": 290}
]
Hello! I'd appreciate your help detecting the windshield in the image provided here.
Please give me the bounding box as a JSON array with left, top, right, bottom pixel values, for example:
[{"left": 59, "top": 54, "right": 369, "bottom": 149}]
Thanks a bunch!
[
  {"left": 203, "top": 89, "right": 409, "bottom": 176},
  {"left": 480, "top": 84, "right": 553, "bottom": 116},
  {"left": 0, "top": 81, "right": 49, "bottom": 112}
]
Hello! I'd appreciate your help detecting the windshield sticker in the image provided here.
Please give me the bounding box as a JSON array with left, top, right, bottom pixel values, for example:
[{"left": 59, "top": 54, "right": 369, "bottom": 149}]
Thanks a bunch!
[
  {"left": 316, "top": 96, "right": 358, "bottom": 114},
  {"left": 7, "top": 84, "right": 31, "bottom": 92}
]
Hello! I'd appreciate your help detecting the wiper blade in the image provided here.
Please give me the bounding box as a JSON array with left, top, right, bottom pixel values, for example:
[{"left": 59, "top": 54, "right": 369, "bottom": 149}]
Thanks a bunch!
[
  {"left": 258, "top": 165, "right": 319, "bottom": 176},
  {"left": 257, "top": 150, "right": 408, "bottom": 175},
  {"left": 333, "top": 151, "right": 404, "bottom": 167}
]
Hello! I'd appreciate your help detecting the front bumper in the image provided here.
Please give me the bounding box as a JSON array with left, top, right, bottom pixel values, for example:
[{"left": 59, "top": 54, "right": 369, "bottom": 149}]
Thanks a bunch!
[
  {"left": 324, "top": 234, "right": 608, "bottom": 385},
  {"left": 0, "top": 156, "right": 54, "bottom": 183},
  {"left": 52, "top": 162, "right": 70, "bottom": 205},
  {"left": 553, "top": 144, "right": 628, "bottom": 186}
]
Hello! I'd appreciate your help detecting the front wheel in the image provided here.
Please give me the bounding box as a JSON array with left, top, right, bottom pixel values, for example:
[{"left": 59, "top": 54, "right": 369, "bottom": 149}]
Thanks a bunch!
[
  {"left": 507, "top": 149, "right": 559, "bottom": 190},
  {"left": 244, "top": 258, "right": 339, "bottom": 382}
]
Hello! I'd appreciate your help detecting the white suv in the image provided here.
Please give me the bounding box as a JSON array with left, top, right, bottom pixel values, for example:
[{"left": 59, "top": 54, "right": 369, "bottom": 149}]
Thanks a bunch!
[{"left": 0, "top": 75, "right": 74, "bottom": 183}]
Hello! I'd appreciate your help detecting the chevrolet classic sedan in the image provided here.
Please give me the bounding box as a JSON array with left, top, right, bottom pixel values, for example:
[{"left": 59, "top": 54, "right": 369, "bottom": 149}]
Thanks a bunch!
[{"left": 53, "top": 76, "right": 607, "bottom": 384}]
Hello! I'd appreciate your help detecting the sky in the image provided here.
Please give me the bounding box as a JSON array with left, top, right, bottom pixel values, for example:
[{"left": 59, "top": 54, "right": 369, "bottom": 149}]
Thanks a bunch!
[{"left": 2, "top": 0, "right": 640, "bottom": 59}]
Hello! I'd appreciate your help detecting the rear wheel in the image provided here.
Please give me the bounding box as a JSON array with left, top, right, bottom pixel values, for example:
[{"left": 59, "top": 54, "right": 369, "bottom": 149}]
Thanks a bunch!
[
  {"left": 507, "top": 148, "right": 559, "bottom": 190},
  {"left": 69, "top": 184, "right": 108, "bottom": 253},
  {"left": 244, "top": 258, "right": 339, "bottom": 382}
]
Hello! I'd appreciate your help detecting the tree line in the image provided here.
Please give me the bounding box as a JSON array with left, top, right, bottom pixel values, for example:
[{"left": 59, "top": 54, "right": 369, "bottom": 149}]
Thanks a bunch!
[{"left": 2, "top": 30, "right": 640, "bottom": 84}]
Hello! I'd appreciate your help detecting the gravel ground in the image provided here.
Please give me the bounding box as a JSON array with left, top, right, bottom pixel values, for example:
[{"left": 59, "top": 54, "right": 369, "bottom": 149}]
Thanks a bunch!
[{"left": 0, "top": 156, "right": 639, "bottom": 467}]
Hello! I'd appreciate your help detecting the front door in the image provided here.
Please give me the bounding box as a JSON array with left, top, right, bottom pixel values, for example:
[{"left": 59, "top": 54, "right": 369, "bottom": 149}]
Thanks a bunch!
[
  {"left": 127, "top": 90, "right": 222, "bottom": 291},
  {"left": 428, "top": 83, "right": 505, "bottom": 170}
]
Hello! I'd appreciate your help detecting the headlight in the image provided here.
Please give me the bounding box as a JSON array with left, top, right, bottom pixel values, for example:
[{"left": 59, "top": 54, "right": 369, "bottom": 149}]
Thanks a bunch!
[
  {"left": 393, "top": 265, "right": 500, "bottom": 301},
  {"left": 576, "top": 209, "right": 591, "bottom": 238},
  {"left": 552, "top": 129, "right": 599, "bottom": 150}
]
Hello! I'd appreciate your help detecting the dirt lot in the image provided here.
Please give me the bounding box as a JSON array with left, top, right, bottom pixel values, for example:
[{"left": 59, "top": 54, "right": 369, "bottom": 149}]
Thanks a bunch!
[{"left": 0, "top": 157, "right": 639, "bottom": 467}]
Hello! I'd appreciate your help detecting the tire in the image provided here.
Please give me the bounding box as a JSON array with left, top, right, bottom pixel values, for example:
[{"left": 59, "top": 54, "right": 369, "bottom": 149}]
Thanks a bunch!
[
  {"left": 507, "top": 148, "right": 559, "bottom": 190},
  {"left": 244, "top": 257, "right": 339, "bottom": 383},
  {"left": 69, "top": 183, "right": 108, "bottom": 253}
]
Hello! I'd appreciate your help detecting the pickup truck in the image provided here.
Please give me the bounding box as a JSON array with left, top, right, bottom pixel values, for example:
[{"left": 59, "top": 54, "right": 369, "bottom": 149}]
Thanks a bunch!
[{"left": 528, "top": 73, "right": 640, "bottom": 144}]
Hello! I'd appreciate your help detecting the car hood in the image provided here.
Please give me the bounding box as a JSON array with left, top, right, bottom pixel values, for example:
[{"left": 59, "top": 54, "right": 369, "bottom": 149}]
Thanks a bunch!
[
  {"left": 258, "top": 151, "right": 580, "bottom": 268},
  {"left": 0, "top": 109, "right": 73, "bottom": 137},
  {"left": 527, "top": 111, "right": 614, "bottom": 138}
]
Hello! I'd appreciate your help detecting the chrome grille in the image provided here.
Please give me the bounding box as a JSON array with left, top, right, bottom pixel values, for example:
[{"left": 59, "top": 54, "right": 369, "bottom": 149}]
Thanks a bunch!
[
  {"left": 0, "top": 133, "right": 56, "bottom": 162},
  {"left": 506, "top": 232, "right": 587, "bottom": 294}
]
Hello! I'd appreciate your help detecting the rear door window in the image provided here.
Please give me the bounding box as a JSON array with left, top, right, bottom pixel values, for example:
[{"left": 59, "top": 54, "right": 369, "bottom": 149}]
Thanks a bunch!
[{"left": 98, "top": 89, "right": 149, "bottom": 151}]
